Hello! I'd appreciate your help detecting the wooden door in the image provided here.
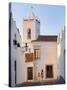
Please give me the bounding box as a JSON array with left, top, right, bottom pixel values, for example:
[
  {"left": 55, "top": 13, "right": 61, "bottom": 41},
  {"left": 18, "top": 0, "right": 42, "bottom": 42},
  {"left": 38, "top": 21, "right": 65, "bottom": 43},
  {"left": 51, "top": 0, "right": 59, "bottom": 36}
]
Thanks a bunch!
[
  {"left": 46, "top": 65, "right": 53, "bottom": 78},
  {"left": 27, "top": 67, "right": 33, "bottom": 80}
]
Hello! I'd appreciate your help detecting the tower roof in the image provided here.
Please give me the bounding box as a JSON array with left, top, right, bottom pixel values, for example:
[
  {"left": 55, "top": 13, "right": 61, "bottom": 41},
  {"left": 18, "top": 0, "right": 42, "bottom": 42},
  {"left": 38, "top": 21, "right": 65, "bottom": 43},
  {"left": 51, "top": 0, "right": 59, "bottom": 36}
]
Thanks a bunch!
[
  {"left": 24, "top": 7, "right": 39, "bottom": 21},
  {"left": 27, "top": 8, "right": 35, "bottom": 19}
]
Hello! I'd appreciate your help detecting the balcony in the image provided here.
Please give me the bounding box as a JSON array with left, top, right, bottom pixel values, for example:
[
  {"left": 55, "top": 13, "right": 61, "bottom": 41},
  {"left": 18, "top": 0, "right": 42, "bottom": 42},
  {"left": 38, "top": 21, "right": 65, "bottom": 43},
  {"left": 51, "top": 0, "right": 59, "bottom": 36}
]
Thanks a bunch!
[{"left": 25, "top": 53, "right": 33, "bottom": 62}]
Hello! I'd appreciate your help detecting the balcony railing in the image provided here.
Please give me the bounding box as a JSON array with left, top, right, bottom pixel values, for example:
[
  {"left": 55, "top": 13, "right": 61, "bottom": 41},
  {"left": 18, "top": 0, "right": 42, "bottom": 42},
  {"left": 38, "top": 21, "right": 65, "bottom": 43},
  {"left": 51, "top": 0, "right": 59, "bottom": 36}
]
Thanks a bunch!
[{"left": 25, "top": 53, "right": 33, "bottom": 62}]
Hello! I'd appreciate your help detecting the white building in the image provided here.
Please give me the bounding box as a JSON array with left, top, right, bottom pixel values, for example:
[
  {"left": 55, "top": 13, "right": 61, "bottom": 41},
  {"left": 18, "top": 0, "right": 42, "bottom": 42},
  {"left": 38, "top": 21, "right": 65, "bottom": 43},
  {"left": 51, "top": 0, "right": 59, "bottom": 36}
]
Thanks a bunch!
[
  {"left": 9, "top": 3, "right": 23, "bottom": 87},
  {"left": 21, "top": 10, "right": 58, "bottom": 83},
  {"left": 9, "top": 6, "right": 65, "bottom": 87},
  {"left": 57, "top": 27, "right": 65, "bottom": 80}
]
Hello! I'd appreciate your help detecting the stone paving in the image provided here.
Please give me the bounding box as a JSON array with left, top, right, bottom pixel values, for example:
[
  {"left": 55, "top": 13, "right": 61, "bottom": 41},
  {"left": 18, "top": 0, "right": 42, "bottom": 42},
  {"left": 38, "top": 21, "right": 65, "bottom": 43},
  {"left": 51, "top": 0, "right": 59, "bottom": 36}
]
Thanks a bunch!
[{"left": 16, "top": 77, "right": 65, "bottom": 87}]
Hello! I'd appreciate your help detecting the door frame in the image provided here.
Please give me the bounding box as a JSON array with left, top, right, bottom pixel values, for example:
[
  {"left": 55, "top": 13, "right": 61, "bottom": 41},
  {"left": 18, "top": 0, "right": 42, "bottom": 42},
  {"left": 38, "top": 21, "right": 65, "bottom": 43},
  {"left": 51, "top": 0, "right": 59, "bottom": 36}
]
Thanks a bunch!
[
  {"left": 45, "top": 64, "right": 53, "bottom": 78},
  {"left": 27, "top": 67, "right": 33, "bottom": 81}
]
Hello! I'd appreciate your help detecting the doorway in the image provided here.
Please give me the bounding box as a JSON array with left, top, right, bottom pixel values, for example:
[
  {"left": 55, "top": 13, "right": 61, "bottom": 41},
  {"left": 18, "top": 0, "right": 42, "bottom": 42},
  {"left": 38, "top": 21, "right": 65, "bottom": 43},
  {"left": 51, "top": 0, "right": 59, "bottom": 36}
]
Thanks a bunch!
[
  {"left": 27, "top": 67, "right": 33, "bottom": 80},
  {"left": 46, "top": 65, "right": 53, "bottom": 78}
]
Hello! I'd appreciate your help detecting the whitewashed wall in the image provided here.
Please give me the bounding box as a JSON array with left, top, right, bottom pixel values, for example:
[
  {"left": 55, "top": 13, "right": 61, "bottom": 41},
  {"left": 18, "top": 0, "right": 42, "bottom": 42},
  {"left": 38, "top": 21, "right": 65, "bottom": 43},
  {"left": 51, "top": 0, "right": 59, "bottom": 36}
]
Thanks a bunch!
[
  {"left": 16, "top": 31, "right": 23, "bottom": 85},
  {"left": 11, "top": 16, "right": 23, "bottom": 86},
  {"left": 23, "top": 19, "right": 36, "bottom": 42},
  {"left": 57, "top": 30, "right": 65, "bottom": 79},
  {"left": 11, "top": 17, "right": 16, "bottom": 87},
  {"left": 33, "top": 41, "right": 57, "bottom": 81},
  {"left": 23, "top": 19, "right": 40, "bottom": 43},
  {"left": 22, "top": 16, "right": 40, "bottom": 83},
  {"left": 21, "top": 45, "right": 34, "bottom": 82}
]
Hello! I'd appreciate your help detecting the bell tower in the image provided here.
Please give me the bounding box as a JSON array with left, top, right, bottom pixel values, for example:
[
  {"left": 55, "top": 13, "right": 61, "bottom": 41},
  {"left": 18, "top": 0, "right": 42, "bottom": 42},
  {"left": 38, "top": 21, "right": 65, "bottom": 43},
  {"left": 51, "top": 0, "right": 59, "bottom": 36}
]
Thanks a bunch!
[{"left": 23, "top": 8, "right": 40, "bottom": 43}]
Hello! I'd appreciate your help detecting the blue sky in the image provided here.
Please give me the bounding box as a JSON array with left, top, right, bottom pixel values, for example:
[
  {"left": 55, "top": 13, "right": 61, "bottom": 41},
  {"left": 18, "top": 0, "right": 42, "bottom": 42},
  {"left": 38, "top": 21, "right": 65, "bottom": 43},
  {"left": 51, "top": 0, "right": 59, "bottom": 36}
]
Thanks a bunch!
[{"left": 11, "top": 3, "right": 65, "bottom": 35}]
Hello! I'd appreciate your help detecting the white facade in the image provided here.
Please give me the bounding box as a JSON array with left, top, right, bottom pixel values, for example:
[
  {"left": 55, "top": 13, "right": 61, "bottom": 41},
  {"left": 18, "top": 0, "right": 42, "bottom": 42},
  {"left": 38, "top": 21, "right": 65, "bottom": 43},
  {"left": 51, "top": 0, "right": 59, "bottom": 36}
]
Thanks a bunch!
[
  {"left": 10, "top": 13, "right": 23, "bottom": 87},
  {"left": 10, "top": 8, "right": 65, "bottom": 87},
  {"left": 23, "top": 11, "right": 40, "bottom": 43},
  {"left": 21, "top": 11, "right": 58, "bottom": 83},
  {"left": 57, "top": 28, "right": 65, "bottom": 80},
  {"left": 33, "top": 41, "right": 57, "bottom": 81}
]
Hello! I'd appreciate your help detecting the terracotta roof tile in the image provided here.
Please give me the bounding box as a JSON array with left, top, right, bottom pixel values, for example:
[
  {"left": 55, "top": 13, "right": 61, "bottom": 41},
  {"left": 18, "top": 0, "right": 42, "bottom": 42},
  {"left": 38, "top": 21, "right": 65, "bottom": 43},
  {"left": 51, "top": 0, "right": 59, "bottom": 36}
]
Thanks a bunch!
[{"left": 32, "top": 35, "right": 57, "bottom": 42}]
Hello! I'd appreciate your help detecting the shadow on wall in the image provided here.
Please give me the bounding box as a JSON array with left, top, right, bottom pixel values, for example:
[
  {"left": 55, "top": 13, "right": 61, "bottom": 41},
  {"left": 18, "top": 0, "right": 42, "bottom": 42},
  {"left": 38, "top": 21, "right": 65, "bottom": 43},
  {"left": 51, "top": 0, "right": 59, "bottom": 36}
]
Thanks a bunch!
[{"left": 58, "top": 43, "right": 65, "bottom": 83}]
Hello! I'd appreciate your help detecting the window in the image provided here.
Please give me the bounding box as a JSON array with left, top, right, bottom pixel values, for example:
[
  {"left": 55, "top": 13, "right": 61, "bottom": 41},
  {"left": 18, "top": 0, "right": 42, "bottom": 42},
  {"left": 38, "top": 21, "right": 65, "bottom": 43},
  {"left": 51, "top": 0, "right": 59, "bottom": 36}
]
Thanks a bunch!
[
  {"left": 13, "top": 40, "right": 17, "bottom": 45},
  {"left": 13, "top": 34, "right": 17, "bottom": 45},
  {"left": 27, "top": 28, "right": 31, "bottom": 39},
  {"left": 34, "top": 49, "right": 40, "bottom": 59},
  {"left": 17, "top": 43, "right": 20, "bottom": 47}
]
